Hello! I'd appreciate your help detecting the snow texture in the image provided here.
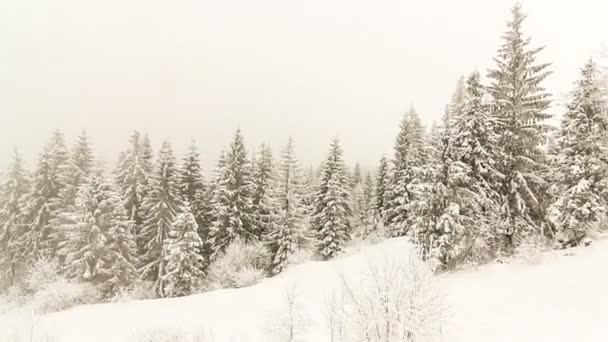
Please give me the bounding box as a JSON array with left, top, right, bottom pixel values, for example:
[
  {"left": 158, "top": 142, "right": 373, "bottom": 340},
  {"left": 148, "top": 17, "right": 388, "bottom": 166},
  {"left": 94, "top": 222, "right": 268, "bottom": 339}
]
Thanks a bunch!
[{"left": 2, "top": 237, "right": 608, "bottom": 341}]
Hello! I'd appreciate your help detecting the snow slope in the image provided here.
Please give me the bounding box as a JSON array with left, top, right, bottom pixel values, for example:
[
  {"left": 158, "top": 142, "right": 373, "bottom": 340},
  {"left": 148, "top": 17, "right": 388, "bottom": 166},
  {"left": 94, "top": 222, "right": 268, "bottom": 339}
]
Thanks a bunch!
[{"left": 2, "top": 237, "right": 608, "bottom": 342}]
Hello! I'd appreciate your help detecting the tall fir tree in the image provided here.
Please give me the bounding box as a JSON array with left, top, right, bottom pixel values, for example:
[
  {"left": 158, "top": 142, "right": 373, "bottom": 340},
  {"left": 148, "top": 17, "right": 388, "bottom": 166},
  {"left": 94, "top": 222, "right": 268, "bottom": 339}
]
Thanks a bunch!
[
  {"left": 161, "top": 207, "right": 205, "bottom": 298},
  {"left": 385, "top": 107, "right": 425, "bottom": 237},
  {"left": 180, "top": 140, "right": 211, "bottom": 242},
  {"left": 0, "top": 150, "right": 30, "bottom": 284},
  {"left": 487, "top": 4, "right": 552, "bottom": 248},
  {"left": 52, "top": 131, "right": 96, "bottom": 263},
  {"left": 207, "top": 129, "right": 256, "bottom": 257},
  {"left": 139, "top": 141, "right": 184, "bottom": 293},
  {"left": 115, "top": 131, "right": 152, "bottom": 239},
  {"left": 410, "top": 101, "right": 468, "bottom": 266},
  {"left": 360, "top": 172, "right": 378, "bottom": 236},
  {"left": 311, "top": 139, "right": 352, "bottom": 259},
  {"left": 374, "top": 155, "right": 390, "bottom": 220},
  {"left": 251, "top": 143, "right": 275, "bottom": 236},
  {"left": 265, "top": 138, "right": 307, "bottom": 275},
  {"left": 350, "top": 163, "right": 362, "bottom": 188},
  {"left": 550, "top": 60, "right": 608, "bottom": 244},
  {"left": 16, "top": 130, "right": 69, "bottom": 262},
  {"left": 449, "top": 71, "right": 505, "bottom": 262},
  {"left": 58, "top": 175, "right": 138, "bottom": 295}
]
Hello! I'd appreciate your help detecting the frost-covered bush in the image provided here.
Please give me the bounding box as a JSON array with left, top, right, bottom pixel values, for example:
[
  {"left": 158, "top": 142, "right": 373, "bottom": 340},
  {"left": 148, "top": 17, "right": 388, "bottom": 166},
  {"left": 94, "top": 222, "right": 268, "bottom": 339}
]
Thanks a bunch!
[
  {"left": 287, "top": 247, "right": 316, "bottom": 266},
  {"left": 512, "top": 235, "right": 550, "bottom": 265},
  {"left": 0, "top": 286, "right": 26, "bottom": 314},
  {"left": 22, "top": 258, "right": 62, "bottom": 294},
  {"left": 21, "top": 258, "right": 102, "bottom": 314},
  {"left": 330, "top": 249, "right": 447, "bottom": 342},
  {"left": 110, "top": 279, "right": 156, "bottom": 303},
  {"left": 204, "top": 239, "right": 269, "bottom": 290},
  {"left": 29, "top": 279, "right": 102, "bottom": 314},
  {"left": 133, "top": 329, "right": 215, "bottom": 342}
]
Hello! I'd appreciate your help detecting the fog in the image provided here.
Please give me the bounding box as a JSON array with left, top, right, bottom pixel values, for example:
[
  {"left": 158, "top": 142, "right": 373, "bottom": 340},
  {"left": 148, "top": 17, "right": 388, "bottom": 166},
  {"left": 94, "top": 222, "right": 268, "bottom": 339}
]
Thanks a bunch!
[{"left": 1, "top": 0, "right": 606, "bottom": 172}]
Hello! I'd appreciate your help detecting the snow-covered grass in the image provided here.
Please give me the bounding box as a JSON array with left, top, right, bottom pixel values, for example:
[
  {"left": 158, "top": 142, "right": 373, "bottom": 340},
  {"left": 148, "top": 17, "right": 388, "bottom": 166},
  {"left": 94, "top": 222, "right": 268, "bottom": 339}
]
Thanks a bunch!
[{"left": 1, "top": 237, "right": 607, "bottom": 342}]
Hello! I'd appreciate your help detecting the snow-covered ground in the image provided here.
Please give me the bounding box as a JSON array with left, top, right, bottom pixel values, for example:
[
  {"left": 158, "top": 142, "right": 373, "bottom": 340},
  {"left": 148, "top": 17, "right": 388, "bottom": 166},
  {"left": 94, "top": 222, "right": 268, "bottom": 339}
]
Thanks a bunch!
[{"left": 2, "top": 237, "right": 607, "bottom": 342}]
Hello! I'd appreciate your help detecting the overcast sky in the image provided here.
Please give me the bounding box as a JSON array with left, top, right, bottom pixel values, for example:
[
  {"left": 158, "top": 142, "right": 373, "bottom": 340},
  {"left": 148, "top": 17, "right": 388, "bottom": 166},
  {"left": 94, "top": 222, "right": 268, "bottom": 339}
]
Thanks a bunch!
[{"left": 1, "top": 0, "right": 606, "bottom": 173}]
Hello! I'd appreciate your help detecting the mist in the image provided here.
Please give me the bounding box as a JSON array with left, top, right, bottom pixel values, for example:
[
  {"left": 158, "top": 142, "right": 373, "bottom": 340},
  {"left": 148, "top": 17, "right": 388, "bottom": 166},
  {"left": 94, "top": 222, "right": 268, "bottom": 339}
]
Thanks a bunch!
[{"left": 1, "top": 0, "right": 606, "bottom": 171}]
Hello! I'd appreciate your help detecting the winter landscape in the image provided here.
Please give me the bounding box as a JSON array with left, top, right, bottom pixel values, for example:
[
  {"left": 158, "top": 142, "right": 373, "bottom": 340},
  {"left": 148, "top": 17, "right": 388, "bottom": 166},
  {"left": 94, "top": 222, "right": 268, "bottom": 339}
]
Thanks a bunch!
[{"left": 2, "top": 1, "right": 608, "bottom": 341}]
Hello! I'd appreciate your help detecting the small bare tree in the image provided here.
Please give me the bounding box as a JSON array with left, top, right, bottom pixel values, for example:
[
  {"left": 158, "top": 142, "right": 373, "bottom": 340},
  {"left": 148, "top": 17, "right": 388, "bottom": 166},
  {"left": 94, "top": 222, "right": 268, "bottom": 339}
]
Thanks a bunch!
[
  {"left": 267, "top": 284, "right": 309, "bottom": 342},
  {"left": 324, "top": 289, "right": 347, "bottom": 342}
]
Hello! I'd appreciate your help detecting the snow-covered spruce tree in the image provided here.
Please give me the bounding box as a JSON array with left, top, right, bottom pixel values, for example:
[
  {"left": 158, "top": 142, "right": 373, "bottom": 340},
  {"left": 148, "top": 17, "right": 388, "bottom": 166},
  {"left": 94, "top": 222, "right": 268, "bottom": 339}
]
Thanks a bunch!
[
  {"left": 58, "top": 176, "right": 138, "bottom": 295},
  {"left": 409, "top": 101, "right": 471, "bottom": 266},
  {"left": 487, "top": 4, "right": 552, "bottom": 248},
  {"left": 301, "top": 164, "right": 317, "bottom": 214},
  {"left": 207, "top": 129, "right": 257, "bottom": 257},
  {"left": 179, "top": 140, "right": 212, "bottom": 242},
  {"left": 251, "top": 143, "right": 275, "bottom": 237},
  {"left": 161, "top": 207, "right": 205, "bottom": 297},
  {"left": 550, "top": 60, "right": 608, "bottom": 245},
  {"left": 385, "top": 107, "right": 426, "bottom": 237},
  {"left": 351, "top": 163, "right": 362, "bottom": 188},
  {"left": 311, "top": 139, "right": 352, "bottom": 259},
  {"left": 414, "top": 71, "right": 503, "bottom": 267},
  {"left": 51, "top": 131, "right": 96, "bottom": 263},
  {"left": 265, "top": 138, "right": 308, "bottom": 275},
  {"left": 361, "top": 172, "right": 378, "bottom": 237},
  {"left": 16, "top": 130, "right": 69, "bottom": 263},
  {"left": 0, "top": 150, "right": 30, "bottom": 285},
  {"left": 60, "top": 131, "right": 95, "bottom": 206},
  {"left": 139, "top": 141, "right": 184, "bottom": 293},
  {"left": 374, "top": 156, "right": 390, "bottom": 220},
  {"left": 449, "top": 71, "right": 505, "bottom": 263},
  {"left": 115, "top": 131, "right": 152, "bottom": 240}
]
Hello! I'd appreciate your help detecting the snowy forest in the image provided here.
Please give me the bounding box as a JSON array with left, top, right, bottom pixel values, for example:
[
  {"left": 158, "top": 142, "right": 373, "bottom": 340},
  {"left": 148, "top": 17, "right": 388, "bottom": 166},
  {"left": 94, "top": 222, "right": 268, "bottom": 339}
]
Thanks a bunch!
[{"left": 1, "top": 4, "right": 608, "bottom": 342}]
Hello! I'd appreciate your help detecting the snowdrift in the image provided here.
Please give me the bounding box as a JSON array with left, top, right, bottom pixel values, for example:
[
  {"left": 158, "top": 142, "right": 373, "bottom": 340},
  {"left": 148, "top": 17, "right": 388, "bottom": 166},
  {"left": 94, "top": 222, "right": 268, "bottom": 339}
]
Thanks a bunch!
[{"left": 2, "top": 237, "right": 608, "bottom": 342}]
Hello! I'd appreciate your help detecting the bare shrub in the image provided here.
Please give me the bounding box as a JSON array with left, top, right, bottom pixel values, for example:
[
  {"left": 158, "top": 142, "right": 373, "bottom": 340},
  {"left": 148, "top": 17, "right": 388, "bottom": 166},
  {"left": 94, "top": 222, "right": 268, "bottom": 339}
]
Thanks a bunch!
[
  {"left": 204, "top": 239, "right": 269, "bottom": 290},
  {"left": 334, "top": 249, "right": 447, "bottom": 342}
]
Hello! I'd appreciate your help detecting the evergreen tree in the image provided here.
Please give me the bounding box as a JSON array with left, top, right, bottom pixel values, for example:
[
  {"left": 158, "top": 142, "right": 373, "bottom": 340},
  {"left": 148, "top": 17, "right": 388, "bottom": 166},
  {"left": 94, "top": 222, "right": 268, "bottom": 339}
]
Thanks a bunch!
[
  {"left": 311, "top": 139, "right": 352, "bottom": 259},
  {"left": 265, "top": 138, "right": 307, "bottom": 275},
  {"left": 115, "top": 131, "right": 151, "bottom": 236},
  {"left": 0, "top": 150, "right": 30, "bottom": 284},
  {"left": 450, "top": 71, "right": 505, "bottom": 262},
  {"left": 487, "top": 4, "right": 552, "bottom": 248},
  {"left": 207, "top": 129, "right": 256, "bottom": 257},
  {"left": 301, "top": 165, "right": 316, "bottom": 213},
  {"left": 251, "top": 143, "right": 274, "bottom": 236},
  {"left": 58, "top": 176, "right": 138, "bottom": 295},
  {"left": 385, "top": 107, "right": 425, "bottom": 237},
  {"left": 180, "top": 140, "right": 211, "bottom": 241},
  {"left": 61, "top": 131, "right": 95, "bottom": 205},
  {"left": 374, "top": 156, "right": 390, "bottom": 219},
  {"left": 139, "top": 141, "right": 184, "bottom": 292},
  {"left": 52, "top": 131, "right": 95, "bottom": 263},
  {"left": 16, "top": 130, "right": 69, "bottom": 262},
  {"left": 410, "top": 102, "right": 463, "bottom": 265},
  {"left": 161, "top": 208, "right": 205, "bottom": 298},
  {"left": 351, "top": 163, "right": 362, "bottom": 188},
  {"left": 550, "top": 60, "right": 608, "bottom": 243},
  {"left": 361, "top": 172, "right": 378, "bottom": 236}
]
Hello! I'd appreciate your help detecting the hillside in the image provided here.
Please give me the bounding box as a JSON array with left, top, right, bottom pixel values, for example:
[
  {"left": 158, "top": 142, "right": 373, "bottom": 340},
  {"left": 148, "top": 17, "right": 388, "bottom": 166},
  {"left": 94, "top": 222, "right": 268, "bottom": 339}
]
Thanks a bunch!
[{"left": 2, "top": 237, "right": 607, "bottom": 342}]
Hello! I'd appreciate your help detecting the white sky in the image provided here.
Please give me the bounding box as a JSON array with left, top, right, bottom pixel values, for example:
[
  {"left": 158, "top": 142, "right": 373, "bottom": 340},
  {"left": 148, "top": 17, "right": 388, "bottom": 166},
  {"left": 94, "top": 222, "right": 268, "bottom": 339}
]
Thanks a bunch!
[{"left": 1, "top": 0, "right": 606, "bottom": 173}]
